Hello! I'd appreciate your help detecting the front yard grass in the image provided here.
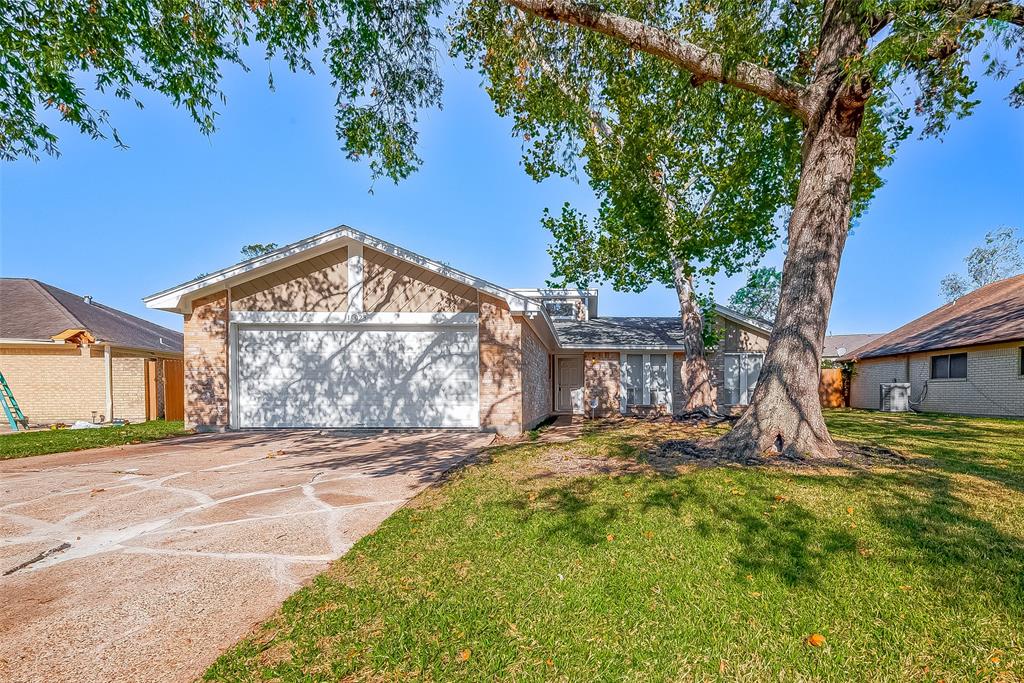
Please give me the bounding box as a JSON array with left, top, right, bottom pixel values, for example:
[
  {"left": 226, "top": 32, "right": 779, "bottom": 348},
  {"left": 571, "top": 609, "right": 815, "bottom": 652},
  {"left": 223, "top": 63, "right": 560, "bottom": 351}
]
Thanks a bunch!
[
  {"left": 0, "top": 420, "right": 188, "bottom": 459},
  {"left": 206, "top": 410, "right": 1024, "bottom": 682}
]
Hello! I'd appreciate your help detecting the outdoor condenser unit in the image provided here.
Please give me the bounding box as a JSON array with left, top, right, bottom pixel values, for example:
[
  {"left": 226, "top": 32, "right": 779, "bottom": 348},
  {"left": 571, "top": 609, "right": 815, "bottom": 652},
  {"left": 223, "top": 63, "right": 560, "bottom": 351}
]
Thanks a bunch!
[{"left": 879, "top": 383, "right": 911, "bottom": 412}]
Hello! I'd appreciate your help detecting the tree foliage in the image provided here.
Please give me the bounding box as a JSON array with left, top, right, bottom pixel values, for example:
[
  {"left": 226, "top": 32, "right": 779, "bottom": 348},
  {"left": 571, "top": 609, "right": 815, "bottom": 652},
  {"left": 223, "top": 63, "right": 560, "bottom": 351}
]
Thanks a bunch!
[
  {"left": 1, "top": 0, "right": 444, "bottom": 181},
  {"left": 240, "top": 242, "right": 279, "bottom": 259},
  {"left": 940, "top": 226, "right": 1024, "bottom": 301},
  {"left": 728, "top": 266, "right": 782, "bottom": 322}
]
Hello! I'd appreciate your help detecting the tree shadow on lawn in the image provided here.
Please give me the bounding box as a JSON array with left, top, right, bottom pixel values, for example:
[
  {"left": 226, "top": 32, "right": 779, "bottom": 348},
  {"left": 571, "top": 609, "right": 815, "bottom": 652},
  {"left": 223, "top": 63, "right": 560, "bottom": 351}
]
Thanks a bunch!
[{"left": 500, "top": 424, "right": 1024, "bottom": 616}]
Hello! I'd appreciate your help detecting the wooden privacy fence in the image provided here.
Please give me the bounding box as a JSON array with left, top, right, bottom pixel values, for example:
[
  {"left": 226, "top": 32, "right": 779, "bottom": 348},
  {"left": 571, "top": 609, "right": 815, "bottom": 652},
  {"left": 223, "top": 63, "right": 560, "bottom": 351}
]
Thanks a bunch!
[
  {"left": 145, "top": 358, "right": 185, "bottom": 422},
  {"left": 818, "top": 368, "right": 847, "bottom": 408}
]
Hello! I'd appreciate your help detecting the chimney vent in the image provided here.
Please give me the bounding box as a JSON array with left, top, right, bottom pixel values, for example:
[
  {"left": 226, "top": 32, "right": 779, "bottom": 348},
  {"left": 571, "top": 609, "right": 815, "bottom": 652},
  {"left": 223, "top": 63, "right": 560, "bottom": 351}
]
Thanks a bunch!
[{"left": 83, "top": 295, "right": 93, "bottom": 305}]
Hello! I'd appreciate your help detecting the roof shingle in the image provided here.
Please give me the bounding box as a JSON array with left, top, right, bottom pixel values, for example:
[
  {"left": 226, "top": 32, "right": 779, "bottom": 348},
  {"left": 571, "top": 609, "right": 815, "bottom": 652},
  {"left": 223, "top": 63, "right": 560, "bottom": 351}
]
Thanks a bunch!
[
  {"left": 845, "top": 274, "right": 1024, "bottom": 360},
  {"left": 1, "top": 279, "right": 183, "bottom": 354}
]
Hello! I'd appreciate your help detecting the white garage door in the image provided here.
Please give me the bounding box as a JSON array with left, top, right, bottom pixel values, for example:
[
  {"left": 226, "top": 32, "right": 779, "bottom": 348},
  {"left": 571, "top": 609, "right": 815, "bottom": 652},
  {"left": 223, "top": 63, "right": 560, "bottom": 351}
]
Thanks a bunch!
[{"left": 235, "top": 325, "right": 479, "bottom": 428}]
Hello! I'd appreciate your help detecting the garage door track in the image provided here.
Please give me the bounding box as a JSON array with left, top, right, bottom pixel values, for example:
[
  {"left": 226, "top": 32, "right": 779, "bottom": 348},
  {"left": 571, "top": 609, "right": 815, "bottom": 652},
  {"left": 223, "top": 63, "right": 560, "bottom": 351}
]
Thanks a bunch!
[{"left": 0, "top": 430, "right": 490, "bottom": 683}]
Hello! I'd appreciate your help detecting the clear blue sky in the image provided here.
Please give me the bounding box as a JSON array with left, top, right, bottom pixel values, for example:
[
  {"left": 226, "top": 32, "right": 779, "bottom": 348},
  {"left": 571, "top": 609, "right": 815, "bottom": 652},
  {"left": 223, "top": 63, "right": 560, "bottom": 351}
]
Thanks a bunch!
[{"left": 2, "top": 48, "right": 1022, "bottom": 336}]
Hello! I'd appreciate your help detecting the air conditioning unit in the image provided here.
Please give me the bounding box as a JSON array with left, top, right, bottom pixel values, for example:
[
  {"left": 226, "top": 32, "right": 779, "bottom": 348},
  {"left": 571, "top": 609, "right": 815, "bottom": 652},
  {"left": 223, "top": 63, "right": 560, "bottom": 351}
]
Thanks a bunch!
[{"left": 879, "top": 383, "right": 911, "bottom": 412}]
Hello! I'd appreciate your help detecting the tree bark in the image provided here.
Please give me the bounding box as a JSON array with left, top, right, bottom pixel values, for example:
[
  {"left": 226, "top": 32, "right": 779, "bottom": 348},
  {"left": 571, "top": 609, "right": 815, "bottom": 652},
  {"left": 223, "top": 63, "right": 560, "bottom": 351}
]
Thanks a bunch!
[
  {"left": 671, "top": 259, "right": 716, "bottom": 414},
  {"left": 716, "top": 0, "right": 868, "bottom": 460}
]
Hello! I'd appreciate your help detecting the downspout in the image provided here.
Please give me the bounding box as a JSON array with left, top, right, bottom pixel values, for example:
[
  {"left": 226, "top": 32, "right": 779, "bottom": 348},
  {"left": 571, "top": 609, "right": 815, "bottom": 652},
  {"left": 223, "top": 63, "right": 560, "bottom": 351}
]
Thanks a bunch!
[{"left": 104, "top": 343, "right": 113, "bottom": 423}]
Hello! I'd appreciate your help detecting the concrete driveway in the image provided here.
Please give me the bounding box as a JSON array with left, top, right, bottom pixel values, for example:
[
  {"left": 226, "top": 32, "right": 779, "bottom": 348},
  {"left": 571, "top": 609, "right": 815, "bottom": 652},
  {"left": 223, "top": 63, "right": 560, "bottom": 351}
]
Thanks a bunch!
[{"left": 0, "top": 430, "right": 491, "bottom": 683}]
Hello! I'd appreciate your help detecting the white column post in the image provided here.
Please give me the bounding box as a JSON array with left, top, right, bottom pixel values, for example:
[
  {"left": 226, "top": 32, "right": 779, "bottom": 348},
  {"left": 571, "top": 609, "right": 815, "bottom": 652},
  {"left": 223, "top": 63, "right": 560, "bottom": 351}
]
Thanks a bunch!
[{"left": 103, "top": 343, "right": 113, "bottom": 423}]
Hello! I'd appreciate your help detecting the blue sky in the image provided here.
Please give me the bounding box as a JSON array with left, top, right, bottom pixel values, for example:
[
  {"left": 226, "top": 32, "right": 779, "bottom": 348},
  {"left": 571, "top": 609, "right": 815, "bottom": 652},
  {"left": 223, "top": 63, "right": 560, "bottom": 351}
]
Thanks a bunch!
[{"left": 1, "top": 47, "right": 1022, "bottom": 336}]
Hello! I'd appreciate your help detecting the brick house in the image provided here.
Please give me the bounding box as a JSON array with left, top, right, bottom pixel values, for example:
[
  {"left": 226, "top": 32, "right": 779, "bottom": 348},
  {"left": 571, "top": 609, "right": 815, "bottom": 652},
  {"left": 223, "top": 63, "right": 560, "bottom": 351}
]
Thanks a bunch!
[
  {"left": 844, "top": 274, "right": 1024, "bottom": 417},
  {"left": 145, "top": 226, "right": 772, "bottom": 435},
  {"left": 1, "top": 279, "right": 184, "bottom": 425}
]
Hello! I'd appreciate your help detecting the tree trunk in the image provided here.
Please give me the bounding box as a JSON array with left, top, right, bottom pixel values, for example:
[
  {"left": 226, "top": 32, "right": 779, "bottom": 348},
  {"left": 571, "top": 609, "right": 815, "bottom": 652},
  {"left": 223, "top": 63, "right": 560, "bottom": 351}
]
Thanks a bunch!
[
  {"left": 717, "top": 91, "right": 865, "bottom": 460},
  {"left": 671, "top": 259, "right": 716, "bottom": 414}
]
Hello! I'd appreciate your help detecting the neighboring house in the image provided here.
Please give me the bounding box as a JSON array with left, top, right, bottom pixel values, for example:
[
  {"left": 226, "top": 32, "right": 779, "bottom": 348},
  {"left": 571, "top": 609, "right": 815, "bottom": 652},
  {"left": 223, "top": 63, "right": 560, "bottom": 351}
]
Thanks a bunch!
[
  {"left": 144, "top": 226, "right": 773, "bottom": 435},
  {"left": 0, "top": 279, "right": 184, "bottom": 425},
  {"left": 822, "top": 333, "right": 882, "bottom": 361},
  {"left": 843, "top": 274, "right": 1024, "bottom": 417}
]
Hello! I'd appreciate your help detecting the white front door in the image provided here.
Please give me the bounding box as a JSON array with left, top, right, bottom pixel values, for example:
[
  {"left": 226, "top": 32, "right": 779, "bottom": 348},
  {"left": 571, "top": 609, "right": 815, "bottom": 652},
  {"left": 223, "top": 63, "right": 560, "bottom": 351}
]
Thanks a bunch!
[
  {"left": 234, "top": 325, "right": 479, "bottom": 428},
  {"left": 556, "top": 357, "right": 583, "bottom": 413}
]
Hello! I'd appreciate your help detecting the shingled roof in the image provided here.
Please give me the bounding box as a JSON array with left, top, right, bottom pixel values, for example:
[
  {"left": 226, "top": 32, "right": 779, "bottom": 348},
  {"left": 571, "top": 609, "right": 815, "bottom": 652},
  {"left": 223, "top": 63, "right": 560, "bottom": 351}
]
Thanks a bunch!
[
  {"left": 0, "top": 279, "right": 183, "bottom": 354},
  {"left": 844, "top": 274, "right": 1024, "bottom": 361},
  {"left": 822, "top": 333, "right": 883, "bottom": 358}
]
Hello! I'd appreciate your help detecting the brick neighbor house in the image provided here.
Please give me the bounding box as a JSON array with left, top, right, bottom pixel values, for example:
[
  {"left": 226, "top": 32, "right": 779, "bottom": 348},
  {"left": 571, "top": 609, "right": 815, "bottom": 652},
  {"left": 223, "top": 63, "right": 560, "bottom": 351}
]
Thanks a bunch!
[
  {"left": 0, "top": 279, "right": 184, "bottom": 425},
  {"left": 843, "top": 274, "right": 1024, "bottom": 417},
  {"left": 144, "top": 225, "right": 774, "bottom": 435}
]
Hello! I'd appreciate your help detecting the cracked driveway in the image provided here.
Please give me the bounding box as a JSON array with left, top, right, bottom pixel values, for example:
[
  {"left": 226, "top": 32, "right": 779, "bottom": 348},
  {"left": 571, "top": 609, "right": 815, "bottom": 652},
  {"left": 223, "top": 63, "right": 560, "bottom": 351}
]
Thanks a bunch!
[{"left": 0, "top": 430, "right": 491, "bottom": 683}]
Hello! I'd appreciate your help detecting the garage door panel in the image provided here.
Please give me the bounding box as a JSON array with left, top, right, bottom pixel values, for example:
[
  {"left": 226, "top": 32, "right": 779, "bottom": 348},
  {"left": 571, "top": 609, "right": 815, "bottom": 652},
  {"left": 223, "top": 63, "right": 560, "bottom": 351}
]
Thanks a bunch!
[{"left": 236, "top": 326, "right": 479, "bottom": 428}]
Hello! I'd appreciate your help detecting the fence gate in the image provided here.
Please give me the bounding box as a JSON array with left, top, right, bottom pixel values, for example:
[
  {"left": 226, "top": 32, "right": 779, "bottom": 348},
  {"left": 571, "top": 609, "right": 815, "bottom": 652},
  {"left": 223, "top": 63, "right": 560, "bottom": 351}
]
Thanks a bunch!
[
  {"left": 163, "top": 359, "right": 184, "bottom": 422},
  {"left": 818, "top": 368, "right": 847, "bottom": 408}
]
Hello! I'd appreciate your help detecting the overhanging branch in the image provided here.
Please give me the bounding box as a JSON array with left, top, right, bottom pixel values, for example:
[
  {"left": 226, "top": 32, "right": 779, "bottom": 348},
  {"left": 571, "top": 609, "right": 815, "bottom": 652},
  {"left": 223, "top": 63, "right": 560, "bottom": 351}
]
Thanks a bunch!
[{"left": 501, "top": 0, "right": 809, "bottom": 121}]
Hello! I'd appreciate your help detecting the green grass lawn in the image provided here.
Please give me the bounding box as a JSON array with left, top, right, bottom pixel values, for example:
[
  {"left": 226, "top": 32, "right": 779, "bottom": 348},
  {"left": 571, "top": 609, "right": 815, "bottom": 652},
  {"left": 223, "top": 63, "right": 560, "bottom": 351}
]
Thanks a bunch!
[
  {"left": 0, "top": 420, "right": 188, "bottom": 459},
  {"left": 205, "top": 410, "right": 1024, "bottom": 682}
]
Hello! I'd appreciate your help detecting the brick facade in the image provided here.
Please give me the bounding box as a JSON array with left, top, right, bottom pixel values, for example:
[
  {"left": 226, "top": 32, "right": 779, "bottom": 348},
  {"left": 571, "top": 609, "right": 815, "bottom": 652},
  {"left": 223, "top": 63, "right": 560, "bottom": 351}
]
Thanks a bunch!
[
  {"left": 0, "top": 345, "right": 168, "bottom": 424},
  {"left": 584, "top": 352, "right": 620, "bottom": 416},
  {"left": 521, "top": 322, "right": 553, "bottom": 430},
  {"left": 478, "top": 293, "right": 524, "bottom": 436},
  {"left": 183, "top": 290, "right": 230, "bottom": 431},
  {"left": 851, "top": 343, "right": 1024, "bottom": 417}
]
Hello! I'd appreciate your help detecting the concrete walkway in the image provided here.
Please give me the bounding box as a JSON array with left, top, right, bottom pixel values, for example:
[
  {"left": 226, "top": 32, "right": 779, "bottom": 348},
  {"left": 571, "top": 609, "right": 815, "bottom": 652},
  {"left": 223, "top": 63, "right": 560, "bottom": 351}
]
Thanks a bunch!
[{"left": 0, "top": 430, "right": 491, "bottom": 683}]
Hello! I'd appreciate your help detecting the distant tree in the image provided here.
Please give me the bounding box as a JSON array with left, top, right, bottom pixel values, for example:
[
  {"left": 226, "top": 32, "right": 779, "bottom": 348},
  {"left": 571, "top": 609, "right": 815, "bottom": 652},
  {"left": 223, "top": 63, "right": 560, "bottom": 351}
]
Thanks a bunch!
[
  {"left": 940, "top": 227, "right": 1024, "bottom": 301},
  {"left": 240, "top": 243, "right": 280, "bottom": 260},
  {"left": 729, "top": 267, "right": 783, "bottom": 322}
]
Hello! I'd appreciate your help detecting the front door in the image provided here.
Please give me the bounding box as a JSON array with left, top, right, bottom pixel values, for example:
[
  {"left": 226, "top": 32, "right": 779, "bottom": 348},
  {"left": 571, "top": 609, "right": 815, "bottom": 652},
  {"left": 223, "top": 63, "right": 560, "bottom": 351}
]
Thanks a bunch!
[{"left": 556, "top": 357, "right": 583, "bottom": 413}]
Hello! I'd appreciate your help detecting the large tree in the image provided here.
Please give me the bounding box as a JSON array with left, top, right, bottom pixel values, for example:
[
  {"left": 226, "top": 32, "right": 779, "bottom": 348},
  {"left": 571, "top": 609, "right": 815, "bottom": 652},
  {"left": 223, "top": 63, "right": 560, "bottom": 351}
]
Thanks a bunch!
[
  {"left": 458, "top": 0, "right": 1023, "bottom": 459},
  {"left": 452, "top": 14, "right": 801, "bottom": 413},
  {"left": 5, "top": 0, "right": 1023, "bottom": 458},
  {"left": 729, "top": 266, "right": 783, "bottom": 322}
]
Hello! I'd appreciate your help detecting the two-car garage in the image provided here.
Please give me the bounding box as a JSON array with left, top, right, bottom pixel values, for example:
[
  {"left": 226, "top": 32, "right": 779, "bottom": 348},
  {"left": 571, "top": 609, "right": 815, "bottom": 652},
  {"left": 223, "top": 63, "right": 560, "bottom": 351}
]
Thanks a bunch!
[{"left": 232, "top": 317, "right": 480, "bottom": 429}]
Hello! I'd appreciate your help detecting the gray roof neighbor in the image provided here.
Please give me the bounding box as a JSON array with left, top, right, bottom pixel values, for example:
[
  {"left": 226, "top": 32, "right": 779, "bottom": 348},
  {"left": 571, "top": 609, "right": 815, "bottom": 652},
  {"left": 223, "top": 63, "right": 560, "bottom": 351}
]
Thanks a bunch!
[
  {"left": 0, "top": 278, "right": 183, "bottom": 354},
  {"left": 822, "top": 334, "right": 883, "bottom": 358}
]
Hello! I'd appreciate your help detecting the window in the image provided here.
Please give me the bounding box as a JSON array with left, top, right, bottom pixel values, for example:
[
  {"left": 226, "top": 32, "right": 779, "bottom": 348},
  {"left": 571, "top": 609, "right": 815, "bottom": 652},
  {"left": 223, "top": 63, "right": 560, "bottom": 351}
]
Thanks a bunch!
[
  {"left": 724, "top": 353, "right": 763, "bottom": 405},
  {"left": 624, "top": 354, "right": 645, "bottom": 405},
  {"left": 622, "top": 353, "right": 672, "bottom": 407},
  {"left": 931, "top": 352, "right": 967, "bottom": 379},
  {"left": 543, "top": 299, "right": 577, "bottom": 319}
]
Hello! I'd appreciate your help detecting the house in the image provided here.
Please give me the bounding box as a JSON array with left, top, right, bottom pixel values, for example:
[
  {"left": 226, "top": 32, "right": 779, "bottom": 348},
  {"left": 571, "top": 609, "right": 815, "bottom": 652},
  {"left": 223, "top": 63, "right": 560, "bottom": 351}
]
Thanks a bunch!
[
  {"left": 144, "top": 225, "right": 772, "bottom": 435},
  {"left": 822, "top": 333, "right": 882, "bottom": 362},
  {"left": 0, "top": 279, "right": 184, "bottom": 425},
  {"left": 844, "top": 274, "right": 1024, "bottom": 417}
]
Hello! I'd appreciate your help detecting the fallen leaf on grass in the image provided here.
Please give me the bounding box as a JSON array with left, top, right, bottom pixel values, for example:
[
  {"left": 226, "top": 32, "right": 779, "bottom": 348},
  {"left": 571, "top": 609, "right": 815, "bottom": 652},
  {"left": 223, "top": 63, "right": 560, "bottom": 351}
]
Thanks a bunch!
[
  {"left": 459, "top": 649, "right": 471, "bottom": 662},
  {"left": 606, "top": 534, "right": 615, "bottom": 542},
  {"left": 774, "top": 495, "right": 788, "bottom": 503},
  {"left": 805, "top": 633, "right": 826, "bottom": 647},
  {"left": 546, "top": 658, "right": 554, "bottom": 667}
]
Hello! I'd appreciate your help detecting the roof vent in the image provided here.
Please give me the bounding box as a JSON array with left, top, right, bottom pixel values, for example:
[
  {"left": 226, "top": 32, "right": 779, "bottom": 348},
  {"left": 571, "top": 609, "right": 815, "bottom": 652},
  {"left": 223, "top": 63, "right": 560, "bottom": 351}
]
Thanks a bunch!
[{"left": 83, "top": 295, "right": 93, "bottom": 305}]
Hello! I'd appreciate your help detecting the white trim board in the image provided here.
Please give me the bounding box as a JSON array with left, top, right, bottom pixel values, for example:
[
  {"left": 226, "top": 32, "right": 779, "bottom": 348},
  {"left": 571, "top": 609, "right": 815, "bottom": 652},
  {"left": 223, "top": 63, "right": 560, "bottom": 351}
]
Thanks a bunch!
[{"left": 229, "top": 311, "right": 479, "bottom": 326}]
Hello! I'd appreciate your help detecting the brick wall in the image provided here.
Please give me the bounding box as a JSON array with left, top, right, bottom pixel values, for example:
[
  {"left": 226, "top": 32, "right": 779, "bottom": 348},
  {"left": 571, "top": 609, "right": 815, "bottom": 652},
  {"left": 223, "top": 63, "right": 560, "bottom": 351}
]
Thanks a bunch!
[
  {"left": 852, "top": 344, "right": 1024, "bottom": 417},
  {"left": 478, "top": 293, "right": 523, "bottom": 435},
  {"left": 0, "top": 346, "right": 106, "bottom": 422},
  {"left": 521, "top": 322, "right": 553, "bottom": 429},
  {"left": 112, "top": 356, "right": 147, "bottom": 422},
  {"left": 184, "top": 290, "right": 230, "bottom": 431},
  {"left": 584, "top": 352, "right": 620, "bottom": 416}
]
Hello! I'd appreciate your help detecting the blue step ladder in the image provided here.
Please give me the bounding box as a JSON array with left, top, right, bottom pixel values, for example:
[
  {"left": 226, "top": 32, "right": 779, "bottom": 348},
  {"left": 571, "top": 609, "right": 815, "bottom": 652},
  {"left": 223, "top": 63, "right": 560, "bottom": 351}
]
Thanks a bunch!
[{"left": 0, "top": 371, "right": 28, "bottom": 431}]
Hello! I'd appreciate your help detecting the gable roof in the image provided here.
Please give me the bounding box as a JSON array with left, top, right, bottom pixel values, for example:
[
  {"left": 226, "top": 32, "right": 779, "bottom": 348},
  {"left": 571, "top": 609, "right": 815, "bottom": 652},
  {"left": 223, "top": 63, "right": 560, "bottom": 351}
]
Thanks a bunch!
[
  {"left": 144, "top": 225, "right": 548, "bottom": 320},
  {"left": 844, "top": 274, "right": 1024, "bottom": 360},
  {"left": 1, "top": 279, "right": 183, "bottom": 354},
  {"left": 822, "top": 333, "right": 882, "bottom": 358}
]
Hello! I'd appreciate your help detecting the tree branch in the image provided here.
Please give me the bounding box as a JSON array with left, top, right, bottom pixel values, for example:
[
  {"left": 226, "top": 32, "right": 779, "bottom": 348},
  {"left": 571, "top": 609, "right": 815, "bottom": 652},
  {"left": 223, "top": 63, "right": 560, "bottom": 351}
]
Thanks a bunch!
[
  {"left": 963, "top": 0, "right": 1024, "bottom": 25},
  {"left": 501, "top": 0, "right": 809, "bottom": 120}
]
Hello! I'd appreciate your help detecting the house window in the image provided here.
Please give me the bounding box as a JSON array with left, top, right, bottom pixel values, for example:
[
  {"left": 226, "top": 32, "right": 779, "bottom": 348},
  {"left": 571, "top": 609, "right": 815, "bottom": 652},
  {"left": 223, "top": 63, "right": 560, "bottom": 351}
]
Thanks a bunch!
[
  {"left": 931, "top": 352, "right": 967, "bottom": 379},
  {"left": 622, "top": 353, "right": 671, "bottom": 407},
  {"left": 543, "top": 299, "right": 577, "bottom": 319},
  {"left": 723, "top": 353, "right": 763, "bottom": 405},
  {"left": 624, "top": 354, "right": 645, "bottom": 405}
]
